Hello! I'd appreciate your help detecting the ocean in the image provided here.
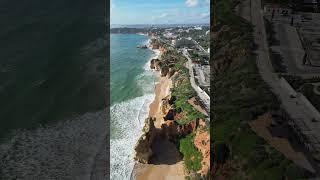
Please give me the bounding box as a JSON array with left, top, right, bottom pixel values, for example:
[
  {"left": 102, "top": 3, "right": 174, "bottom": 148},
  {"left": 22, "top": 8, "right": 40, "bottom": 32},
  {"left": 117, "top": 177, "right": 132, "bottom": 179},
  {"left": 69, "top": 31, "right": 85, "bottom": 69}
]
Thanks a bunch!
[{"left": 110, "top": 34, "right": 157, "bottom": 179}]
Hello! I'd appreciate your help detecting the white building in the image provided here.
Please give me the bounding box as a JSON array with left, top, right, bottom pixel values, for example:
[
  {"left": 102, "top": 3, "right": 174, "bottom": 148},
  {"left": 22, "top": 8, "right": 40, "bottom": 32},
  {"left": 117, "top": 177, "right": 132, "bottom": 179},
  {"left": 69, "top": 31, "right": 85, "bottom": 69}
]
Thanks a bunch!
[
  {"left": 164, "top": 32, "right": 177, "bottom": 39},
  {"left": 171, "top": 39, "right": 176, "bottom": 46},
  {"left": 194, "top": 26, "right": 202, "bottom": 30}
]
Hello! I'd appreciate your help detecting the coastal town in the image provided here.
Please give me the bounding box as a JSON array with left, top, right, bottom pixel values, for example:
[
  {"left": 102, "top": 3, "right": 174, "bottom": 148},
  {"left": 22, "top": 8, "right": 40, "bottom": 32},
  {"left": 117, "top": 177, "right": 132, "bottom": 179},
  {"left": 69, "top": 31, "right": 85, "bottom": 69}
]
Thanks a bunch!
[
  {"left": 111, "top": 24, "right": 211, "bottom": 179},
  {"left": 147, "top": 25, "right": 210, "bottom": 114}
]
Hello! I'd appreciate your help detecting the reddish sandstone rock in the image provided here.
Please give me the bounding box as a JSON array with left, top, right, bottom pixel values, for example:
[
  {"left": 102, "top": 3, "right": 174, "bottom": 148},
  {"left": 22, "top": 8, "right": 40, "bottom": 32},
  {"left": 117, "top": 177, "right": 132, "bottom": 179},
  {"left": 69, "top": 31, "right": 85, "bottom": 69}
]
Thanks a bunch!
[
  {"left": 160, "top": 66, "right": 169, "bottom": 77},
  {"left": 161, "top": 96, "right": 171, "bottom": 115},
  {"left": 134, "top": 118, "right": 156, "bottom": 163},
  {"left": 194, "top": 130, "right": 210, "bottom": 176}
]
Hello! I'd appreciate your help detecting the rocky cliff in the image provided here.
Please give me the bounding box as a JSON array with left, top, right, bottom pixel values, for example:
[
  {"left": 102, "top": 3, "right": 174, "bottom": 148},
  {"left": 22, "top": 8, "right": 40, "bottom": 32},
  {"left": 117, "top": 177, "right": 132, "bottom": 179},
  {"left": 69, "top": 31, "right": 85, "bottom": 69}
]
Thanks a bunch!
[
  {"left": 150, "top": 58, "right": 161, "bottom": 70},
  {"left": 134, "top": 116, "right": 199, "bottom": 164},
  {"left": 150, "top": 57, "right": 176, "bottom": 78},
  {"left": 134, "top": 118, "right": 157, "bottom": 164}
]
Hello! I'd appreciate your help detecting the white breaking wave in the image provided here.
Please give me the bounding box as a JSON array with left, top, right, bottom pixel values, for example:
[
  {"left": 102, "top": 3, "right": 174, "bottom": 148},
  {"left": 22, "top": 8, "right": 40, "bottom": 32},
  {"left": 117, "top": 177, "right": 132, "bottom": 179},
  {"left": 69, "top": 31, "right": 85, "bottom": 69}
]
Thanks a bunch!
[
  {"left": 110, "top": 94, "right": 154, "bottom": 180},
  {"left": 135, "top": 70, "right": 156, "bottom": 94}
]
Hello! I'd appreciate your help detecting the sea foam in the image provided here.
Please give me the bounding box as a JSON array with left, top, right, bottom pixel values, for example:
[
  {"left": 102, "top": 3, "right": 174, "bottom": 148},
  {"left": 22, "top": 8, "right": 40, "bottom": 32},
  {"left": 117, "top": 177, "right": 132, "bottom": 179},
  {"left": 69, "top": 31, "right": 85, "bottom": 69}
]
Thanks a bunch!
[{"left": 110, "top": 94, "right": 154, "bottom": 180}]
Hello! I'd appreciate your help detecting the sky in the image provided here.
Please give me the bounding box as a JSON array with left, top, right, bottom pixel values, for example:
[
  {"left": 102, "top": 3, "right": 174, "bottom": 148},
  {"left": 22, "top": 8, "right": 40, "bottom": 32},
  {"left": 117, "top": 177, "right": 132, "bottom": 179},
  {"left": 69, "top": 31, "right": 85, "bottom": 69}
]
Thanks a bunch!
[{"left": 110, "top": 0, "right": 210, "bottom": 25}]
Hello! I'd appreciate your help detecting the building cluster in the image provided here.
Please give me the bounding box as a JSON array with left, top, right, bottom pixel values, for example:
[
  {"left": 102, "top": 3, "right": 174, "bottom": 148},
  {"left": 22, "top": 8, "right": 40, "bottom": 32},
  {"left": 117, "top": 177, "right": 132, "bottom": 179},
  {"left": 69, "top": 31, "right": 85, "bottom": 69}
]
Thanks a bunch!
[{"left": 149, "top": 25, "right": 210, "bottom": 114}]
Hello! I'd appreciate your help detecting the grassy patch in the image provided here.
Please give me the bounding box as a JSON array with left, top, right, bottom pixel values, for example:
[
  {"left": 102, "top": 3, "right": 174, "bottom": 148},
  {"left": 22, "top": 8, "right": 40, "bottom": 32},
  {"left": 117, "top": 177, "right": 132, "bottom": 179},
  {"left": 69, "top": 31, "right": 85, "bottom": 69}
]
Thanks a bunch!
[
  {"left": 172, "top": 73, "right": 205, "bottom": 124},
  {"left": 167, "top": 51, "right": 205, "bottom": 125},
  {"left": 180, "top": 133, "right": 202, "bottom": 172}
]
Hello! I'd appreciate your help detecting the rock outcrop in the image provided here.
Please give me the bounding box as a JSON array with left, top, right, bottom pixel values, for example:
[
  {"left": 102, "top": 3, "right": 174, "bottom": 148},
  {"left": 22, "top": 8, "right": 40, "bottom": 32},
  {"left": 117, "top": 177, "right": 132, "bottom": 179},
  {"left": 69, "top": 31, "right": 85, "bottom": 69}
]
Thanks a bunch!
[
  {"left": 134, "top": 117, "right": 199, "bottom": 164},
  {"left": 161, "top": 95, "right": 171, "bottom": 115},
  {"left": 164, "top": 109, "right": 176, "bottom": 121},
  {"left": 150, "top": 59, "right": 160, "bottom": 70},
  {"left": 134, "top": 118, "right": 157, "bottom": 164},
  {"left": 168, "top": 68, "right": 176, "bottom": 77},
  {"left": 160, "top": 66, "right": 169, "bottom": 77},
  {"left": 160, "top": 120, "right": 198, "bottom": 141}
]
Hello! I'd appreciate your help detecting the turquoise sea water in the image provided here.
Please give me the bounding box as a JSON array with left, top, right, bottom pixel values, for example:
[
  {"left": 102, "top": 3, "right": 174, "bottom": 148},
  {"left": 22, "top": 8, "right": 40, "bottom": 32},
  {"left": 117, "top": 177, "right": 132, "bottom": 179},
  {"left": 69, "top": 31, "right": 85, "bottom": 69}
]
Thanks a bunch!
[
  {"left": 110, "top": 34, "right": 156, "bottom": 179},
  {"left": 110, "top": 34, "right": 154, "bottom": 105}
]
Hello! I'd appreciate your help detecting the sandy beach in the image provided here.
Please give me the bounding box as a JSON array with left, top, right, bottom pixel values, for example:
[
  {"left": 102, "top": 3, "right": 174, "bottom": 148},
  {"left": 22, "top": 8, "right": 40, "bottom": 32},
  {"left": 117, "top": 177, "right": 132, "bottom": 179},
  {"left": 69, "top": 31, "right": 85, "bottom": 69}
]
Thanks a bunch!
[
  {"left": 134, "top": 162, "right": 185, "bottom": 180},
  {"left": 132, "top": 44, "right": 186, "bottom": 179},
  {"left": 133, "top": 75, "right": 186, "bottom": 180},
  {"left": 149, "top": 76, "right": 171, "bottom": 128}
]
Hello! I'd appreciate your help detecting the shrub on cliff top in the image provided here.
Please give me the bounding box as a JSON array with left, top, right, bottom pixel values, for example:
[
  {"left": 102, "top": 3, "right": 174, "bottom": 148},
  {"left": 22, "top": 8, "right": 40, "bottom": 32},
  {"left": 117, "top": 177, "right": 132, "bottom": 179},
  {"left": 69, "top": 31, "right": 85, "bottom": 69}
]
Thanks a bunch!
[{"left": 180, "top": 133, "right": 202, "bottom": 172}]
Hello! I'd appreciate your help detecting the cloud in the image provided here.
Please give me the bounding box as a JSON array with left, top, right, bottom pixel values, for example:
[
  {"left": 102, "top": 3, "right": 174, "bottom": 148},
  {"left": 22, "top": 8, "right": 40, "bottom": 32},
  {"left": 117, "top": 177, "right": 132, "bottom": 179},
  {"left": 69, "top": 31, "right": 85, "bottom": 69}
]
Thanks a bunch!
[
  {"left": 200, "top": 12, "right": 210, "bottom": 19},
  {"left": 159, "top": 13, "right": 169, "bottom": 18},
  {"left": 152, "top": 13, "right": 171, "bottom": 20},
  {"left": 186, "top": 0, "right": 198, "bottom": 7},
  {"left": 186, "top": 0, "right": 210, "bottom": 7}
]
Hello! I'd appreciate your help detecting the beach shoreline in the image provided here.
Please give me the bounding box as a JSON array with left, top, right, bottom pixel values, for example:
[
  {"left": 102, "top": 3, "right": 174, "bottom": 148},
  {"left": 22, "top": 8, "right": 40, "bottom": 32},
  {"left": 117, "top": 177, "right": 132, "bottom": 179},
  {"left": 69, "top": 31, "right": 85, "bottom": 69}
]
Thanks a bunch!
[
  {"left": 131, "top": 38, "right": 186, "bottom": 180},
  {"left": 110, "top": 34, "right": 159, "bottom": 180},
  {"left": 131, "top": 72, "right": 185, "bottom": 180}
]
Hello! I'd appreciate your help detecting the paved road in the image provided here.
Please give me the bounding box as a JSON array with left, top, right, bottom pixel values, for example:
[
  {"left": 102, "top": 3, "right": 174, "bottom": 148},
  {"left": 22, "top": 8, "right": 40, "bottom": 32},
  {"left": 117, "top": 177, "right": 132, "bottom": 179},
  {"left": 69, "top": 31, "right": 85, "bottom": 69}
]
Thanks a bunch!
[
  {"left": 248, "top": 0, "right": 319, "bottom": 173},
  {"left": 192, "top": 39, "right": 209, "bottom": 55},
  {"left": 182, "top": 49, "right": 210, "bottom": 113},
  {"left": 155, "top": 36, "right": 210, "bottom": 113}
]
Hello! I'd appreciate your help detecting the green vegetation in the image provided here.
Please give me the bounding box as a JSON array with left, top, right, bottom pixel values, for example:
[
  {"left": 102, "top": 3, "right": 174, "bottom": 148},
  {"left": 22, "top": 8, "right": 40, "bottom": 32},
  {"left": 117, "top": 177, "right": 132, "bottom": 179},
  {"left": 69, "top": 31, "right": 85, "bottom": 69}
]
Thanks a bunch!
[
  {"left": 171, "top": 65, "right": 205, "bottom": 124},
  {"left": 212, "top": 0, "right": 310, "bottom": 178},
  {"left": 161, "top": 49, "right": 205, "bottom": 125},
  {"left": 179, "top": 27, "right": 210, "bottom": 50},
  {"left": 160, "top": 43, "right": 205, "bottom": 175},
  {"left": 180, "top": 133, "right": 202, "bottom": 172},
  {"left": 189, "top": 50, "right": 209, "bottom": 65}
]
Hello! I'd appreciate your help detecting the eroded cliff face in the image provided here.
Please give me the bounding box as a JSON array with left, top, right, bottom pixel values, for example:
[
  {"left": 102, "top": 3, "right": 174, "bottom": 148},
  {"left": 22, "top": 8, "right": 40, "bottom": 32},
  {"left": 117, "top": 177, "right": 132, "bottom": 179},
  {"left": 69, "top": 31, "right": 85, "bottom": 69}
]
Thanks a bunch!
[
  {"left": 134, "top": 117, "right": 199, "bottom": 164},
  {"left": 150, "top": 59, "right": 161, "bottom": 70},
  {"left": 136, "top": 41, "right": 209, "bottom": 176},
  {"left": 194, "top": 124, "right": 210, "bottom": 176},
  {"left": 149, "top": 41, "right": 176, "bottom": 78},
  {"left": 134, "top": 118, "right": 157, "bottom": 164},
  {"left": 150, "top": 58, "right": 176, "bottom": 78}
]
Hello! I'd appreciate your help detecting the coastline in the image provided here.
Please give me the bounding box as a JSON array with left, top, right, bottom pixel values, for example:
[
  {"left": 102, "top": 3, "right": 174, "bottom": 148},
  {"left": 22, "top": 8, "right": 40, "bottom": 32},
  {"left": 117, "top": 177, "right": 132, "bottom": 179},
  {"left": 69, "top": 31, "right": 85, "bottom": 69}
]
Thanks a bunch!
[
  {"left": 110, "top": 34, "right": 157, "bottom": 180},
  {"left": 131, "top": 38, "right": 186, "bottom": 180}
]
